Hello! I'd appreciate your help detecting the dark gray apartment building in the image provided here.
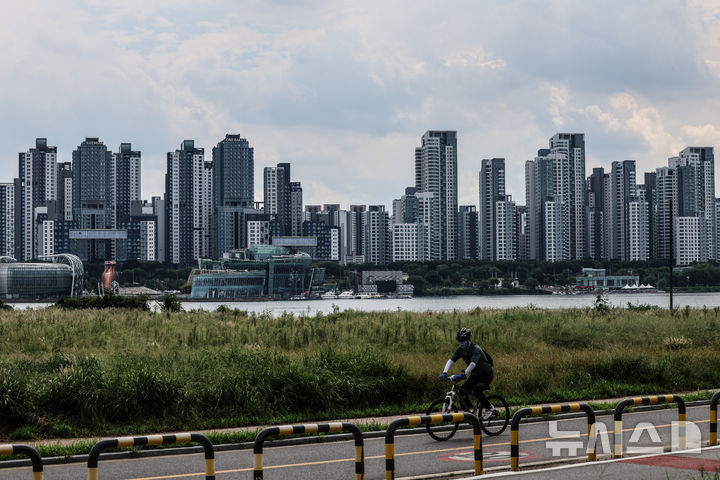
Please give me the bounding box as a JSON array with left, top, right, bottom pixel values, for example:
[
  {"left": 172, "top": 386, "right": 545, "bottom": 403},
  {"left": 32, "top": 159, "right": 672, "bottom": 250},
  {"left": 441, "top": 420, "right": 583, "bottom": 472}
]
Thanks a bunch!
[
  {"left": 213, "top": 134, "right": 254, "bottom": 257},
  {"left": 72, "top": 137, "right": 115, "bottom": 262}
]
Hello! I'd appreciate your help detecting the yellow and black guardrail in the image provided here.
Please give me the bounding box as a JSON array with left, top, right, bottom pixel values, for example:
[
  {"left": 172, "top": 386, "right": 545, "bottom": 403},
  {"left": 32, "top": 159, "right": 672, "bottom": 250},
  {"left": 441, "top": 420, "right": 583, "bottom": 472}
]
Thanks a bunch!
[
  {"left": 385, "top": 413, "right": 483, "bottom": 479},
  {"left": 0, "top": 444, "right": 43, "bottom": 480},
  {"left": 253, "top": 422, "right": 364, "bottom": 480},
  {"left": 510, "top": 403, "right": 596, "bottom": 471},
  {"left": 710, "top": 391, "right": 720, "bottom": 446},
  {"left": 87, "top": 433, "right": 215, "bottom": 480},
  {"left": 613, "top": 394, "right": 686, "bottom": 458}
]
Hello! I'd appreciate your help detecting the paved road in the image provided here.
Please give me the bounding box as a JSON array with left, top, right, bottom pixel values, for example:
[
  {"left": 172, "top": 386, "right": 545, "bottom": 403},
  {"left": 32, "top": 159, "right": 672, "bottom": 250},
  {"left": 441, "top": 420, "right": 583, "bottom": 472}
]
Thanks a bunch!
[
  {"left": 470, "top": 445, "right": 720, "bottom": 480},
  {"left": 0, "top": 404, "right": 713, "bottom": 479}
]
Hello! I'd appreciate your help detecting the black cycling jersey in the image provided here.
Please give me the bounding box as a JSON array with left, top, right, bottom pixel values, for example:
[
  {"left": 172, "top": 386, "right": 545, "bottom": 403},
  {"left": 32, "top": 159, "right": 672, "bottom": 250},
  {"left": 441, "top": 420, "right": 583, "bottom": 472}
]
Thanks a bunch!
[{"left": 451, "top": 342, "right": 492, "bottom": 376}]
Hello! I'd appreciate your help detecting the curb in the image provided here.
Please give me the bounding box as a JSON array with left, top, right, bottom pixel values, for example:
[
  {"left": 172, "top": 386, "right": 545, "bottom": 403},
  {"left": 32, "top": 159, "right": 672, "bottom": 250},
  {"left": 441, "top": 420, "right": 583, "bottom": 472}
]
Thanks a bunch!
[{"left": 0, "top": 399, "right": 712, "bottom": 470}]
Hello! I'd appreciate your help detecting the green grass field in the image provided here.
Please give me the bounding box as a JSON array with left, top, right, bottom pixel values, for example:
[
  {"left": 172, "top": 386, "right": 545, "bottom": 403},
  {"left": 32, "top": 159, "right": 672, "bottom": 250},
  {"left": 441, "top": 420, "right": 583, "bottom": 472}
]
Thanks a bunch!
[{"left": 0, "top": 304, "right": 718, "bottom": 441}]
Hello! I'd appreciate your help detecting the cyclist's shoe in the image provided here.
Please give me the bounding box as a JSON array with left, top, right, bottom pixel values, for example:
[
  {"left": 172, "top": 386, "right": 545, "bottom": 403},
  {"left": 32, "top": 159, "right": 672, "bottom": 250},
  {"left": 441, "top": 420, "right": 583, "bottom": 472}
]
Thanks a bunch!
[{"left": 482, "top": 407, "right": 499, "bottom": 421}]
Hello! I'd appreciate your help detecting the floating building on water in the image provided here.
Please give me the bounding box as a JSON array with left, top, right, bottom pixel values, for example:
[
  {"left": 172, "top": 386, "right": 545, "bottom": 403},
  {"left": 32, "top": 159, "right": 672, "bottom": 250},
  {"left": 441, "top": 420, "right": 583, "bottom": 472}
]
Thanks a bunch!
[
  {"left": 189, "top": 245, "right": 324, "bottom": 299},
  {"left": 0, "top": 254, "right": 84, "bottom": 299}
]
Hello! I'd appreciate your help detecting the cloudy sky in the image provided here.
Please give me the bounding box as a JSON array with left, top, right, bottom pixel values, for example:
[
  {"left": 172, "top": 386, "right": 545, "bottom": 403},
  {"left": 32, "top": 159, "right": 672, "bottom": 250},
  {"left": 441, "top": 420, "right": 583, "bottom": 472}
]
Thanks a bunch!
[{"left": 3, "top": 0, "right": 720, "bottom": 209}]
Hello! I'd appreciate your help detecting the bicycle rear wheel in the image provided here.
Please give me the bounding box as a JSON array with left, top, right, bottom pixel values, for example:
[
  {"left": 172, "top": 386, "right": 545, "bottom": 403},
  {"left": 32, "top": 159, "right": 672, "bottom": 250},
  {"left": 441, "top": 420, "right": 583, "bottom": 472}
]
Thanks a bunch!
[
  {"left": 425, "top": 398, "right": 459, "bottom": 441},
  {"left": 479, "top": 394, "right": 510, "bottom": 436}
]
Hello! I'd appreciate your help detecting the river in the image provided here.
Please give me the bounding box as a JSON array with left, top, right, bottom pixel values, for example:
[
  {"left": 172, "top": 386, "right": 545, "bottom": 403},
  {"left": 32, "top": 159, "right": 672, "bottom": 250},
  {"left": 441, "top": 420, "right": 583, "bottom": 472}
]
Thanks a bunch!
[{"left": 10, "top": 292, "right": 719, "bottom": 315}]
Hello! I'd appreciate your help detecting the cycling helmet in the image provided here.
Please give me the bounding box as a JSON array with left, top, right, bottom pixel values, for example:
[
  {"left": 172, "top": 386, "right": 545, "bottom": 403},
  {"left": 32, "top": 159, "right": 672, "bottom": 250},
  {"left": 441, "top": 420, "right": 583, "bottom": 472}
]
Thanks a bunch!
[{"left": 455, "top": 327, "right": 472, "bottom": 342}]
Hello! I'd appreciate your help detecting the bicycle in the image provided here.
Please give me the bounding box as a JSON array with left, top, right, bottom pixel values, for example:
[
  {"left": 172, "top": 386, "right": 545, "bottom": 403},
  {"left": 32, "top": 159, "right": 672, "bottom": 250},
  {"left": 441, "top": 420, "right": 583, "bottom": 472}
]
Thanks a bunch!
[{"left": 425, "top": 377, "right": 509, "bottom": 440}]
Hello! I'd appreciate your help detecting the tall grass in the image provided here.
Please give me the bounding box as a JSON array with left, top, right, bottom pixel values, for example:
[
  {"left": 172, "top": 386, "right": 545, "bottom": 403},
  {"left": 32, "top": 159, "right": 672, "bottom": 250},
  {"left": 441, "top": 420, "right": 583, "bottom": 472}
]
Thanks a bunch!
[{"left": 0, "top": 305, "right": 718, "bottom": 438}]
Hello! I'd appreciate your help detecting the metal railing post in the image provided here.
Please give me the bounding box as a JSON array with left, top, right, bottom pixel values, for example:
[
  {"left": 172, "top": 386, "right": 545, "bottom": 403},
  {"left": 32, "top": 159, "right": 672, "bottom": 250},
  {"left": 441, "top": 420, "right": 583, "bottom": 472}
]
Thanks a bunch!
[
  {"left": 0, "top": 444, "right": 43, "bottom": 480},
  {"left": 510, "top": 403, "right": 596, "bottom": 471},
  {"left": 613, "top": 394, "right": 686, "bottom": 458},
  {"left": 710, "top": 391, "right": 720, "bottom": 446},
  {"left": 253, "top": 422, "right": 363, "bottom": 480},
  {"left": 385, "top": 413, "right": 482, "bottom": 479},
  {"left": 87, "top": 433, "right": 215, "bottom": 480}
]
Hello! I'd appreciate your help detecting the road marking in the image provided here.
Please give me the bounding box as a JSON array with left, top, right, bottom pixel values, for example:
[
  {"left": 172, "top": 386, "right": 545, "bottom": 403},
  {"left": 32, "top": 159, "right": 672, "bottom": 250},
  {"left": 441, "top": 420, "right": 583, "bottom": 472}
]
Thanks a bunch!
[
  {"left": 477, "top": 445, "right": 720, "bottom": 478},
  {"left": 436, "top": 449, "right": 538, "bottom": 463},
  {"left": 623, "top": 455, "right": 720, "bottom": 472},
  {"left": 127, "top": 416, "right": 711, "bottom": 480}
]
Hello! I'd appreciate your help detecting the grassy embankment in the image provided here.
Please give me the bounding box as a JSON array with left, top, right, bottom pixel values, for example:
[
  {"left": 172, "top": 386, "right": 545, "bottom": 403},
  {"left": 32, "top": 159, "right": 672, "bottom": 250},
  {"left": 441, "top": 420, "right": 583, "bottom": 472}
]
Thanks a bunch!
[{"left": 0, "top": 304, "right": 719, "bottom": 450}]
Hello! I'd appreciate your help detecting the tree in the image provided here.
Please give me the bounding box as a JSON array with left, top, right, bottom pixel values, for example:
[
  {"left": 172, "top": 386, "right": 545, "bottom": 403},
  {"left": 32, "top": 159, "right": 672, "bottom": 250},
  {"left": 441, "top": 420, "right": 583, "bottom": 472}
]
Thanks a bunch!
[{"left": 406, "top": 276, "right": 426, "bottom": 296}]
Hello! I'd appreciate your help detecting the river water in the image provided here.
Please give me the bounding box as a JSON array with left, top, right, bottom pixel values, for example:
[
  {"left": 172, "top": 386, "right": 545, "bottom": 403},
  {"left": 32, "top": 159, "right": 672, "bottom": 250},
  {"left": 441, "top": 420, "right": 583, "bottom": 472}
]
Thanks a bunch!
[
  {"left": 176, "top": 292, "right": 717, "bottom": 315},
  {"left": 10, "top": 292, "right": 719, "bottom": 315}
]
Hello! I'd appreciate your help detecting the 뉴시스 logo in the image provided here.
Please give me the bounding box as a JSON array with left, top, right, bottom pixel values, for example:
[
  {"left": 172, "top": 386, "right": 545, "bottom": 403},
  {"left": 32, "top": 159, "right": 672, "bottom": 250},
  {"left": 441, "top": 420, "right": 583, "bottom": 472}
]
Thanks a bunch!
[{"left": 546, "top": 420, "right": 702, "bottom": 457}]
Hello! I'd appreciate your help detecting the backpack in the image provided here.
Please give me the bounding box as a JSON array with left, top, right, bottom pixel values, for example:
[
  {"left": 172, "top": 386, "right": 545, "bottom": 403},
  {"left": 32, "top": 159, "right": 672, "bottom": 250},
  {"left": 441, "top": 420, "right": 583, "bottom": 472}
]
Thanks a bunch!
[{"left": 482, "top": 348, "right": 494, "bottom": 366}]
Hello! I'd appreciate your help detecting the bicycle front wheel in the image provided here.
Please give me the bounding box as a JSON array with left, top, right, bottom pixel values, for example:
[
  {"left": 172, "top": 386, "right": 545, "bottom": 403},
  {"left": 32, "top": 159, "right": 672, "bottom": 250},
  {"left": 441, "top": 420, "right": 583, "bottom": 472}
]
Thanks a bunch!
[
  {"left": 425, "top": 398, "right": 459, "bottom": 441},
  {"left": 479, "top": 394, "right": 510, "bottom": 436}
]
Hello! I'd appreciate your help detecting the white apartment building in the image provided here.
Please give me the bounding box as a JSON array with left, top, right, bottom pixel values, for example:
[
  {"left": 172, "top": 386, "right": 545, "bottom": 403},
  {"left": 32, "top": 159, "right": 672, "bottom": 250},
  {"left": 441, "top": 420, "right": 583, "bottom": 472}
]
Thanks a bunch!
[
  {"left": 330, "top": 227, "right": 340, "bottom": 261},
  {"left": 140, "top": 220, "right": 156, "bottom": 261},
  {"left": 247, "top": 220, "right": 270, "bottom": 246},
  {"left": 416, "top": 191, "right": 436, "bottom": 261},
  {"left": 38, "top": 219, "right": 55, "bottom": 258},
  {"left": 675, "top": 216, "right": 702, "bottom": 266},
  {"left": 392, "top": 223, "right": 419, "bottom": 262},
  {"left": 544, "top": 197, "right": 566, "bottom": 262},
  {"left": 363, "top": 206, "right": 390, "bottom": 266},
  {"left": 414, "top": 131, "right": 457, "bottom": 260},
  {"left": 0, "top": 183, "right": 14, "bottom": 257},
  {"left": 19, "top": 139, "right": 57, "bottom": 261},
  {"left": 628, "top": 193, "right": 649, "bottom": 261},
  {"left": 495, "top": 195, "right": 516, "bottom": 261}
]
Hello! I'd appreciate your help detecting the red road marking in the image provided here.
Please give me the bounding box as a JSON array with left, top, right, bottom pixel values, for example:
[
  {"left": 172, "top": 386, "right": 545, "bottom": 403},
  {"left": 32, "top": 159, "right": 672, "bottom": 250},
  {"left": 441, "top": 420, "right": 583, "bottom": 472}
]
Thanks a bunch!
[{"left": 623, "top": 455, "right": 720, "bottom": 472}]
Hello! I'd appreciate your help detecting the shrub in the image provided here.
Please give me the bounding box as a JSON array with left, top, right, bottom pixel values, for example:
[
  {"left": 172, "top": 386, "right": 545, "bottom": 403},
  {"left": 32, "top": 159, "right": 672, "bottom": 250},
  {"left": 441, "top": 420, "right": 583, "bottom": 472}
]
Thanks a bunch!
[
  {"left": 159, "top": 294, "right": 183, "bottom": 313},
  {"left": 56, "top": 295, "right": 149, "bottom": 311}
]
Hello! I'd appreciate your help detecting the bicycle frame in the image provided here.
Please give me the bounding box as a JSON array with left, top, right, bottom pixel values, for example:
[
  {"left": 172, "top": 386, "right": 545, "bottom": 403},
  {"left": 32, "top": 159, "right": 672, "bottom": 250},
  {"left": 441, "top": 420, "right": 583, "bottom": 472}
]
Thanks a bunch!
[{"left": 442, "top": 380, "right": 475, "bottom": 413}]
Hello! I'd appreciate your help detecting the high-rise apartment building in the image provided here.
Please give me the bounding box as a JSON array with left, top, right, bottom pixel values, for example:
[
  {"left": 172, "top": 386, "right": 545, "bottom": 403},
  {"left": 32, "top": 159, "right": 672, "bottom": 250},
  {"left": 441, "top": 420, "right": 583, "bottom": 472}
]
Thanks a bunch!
[
  {"left": 264, "top": 163, "right": 303, "bottom": 237},
  {"left": 516, "top": 205, "right": 529, "bottom": 260},
  {"left": 166, "top": 140, "right": 212, "bottom": 265},
  {"left": 392, "top": 188, "right": 419, "bottom": 224},
  {"left": 678, "top": 147, "right": 715, "bottom": 260},
  {"left": 479, "top": 158, "right": 505, "bottom": 260},
  {"left": 654, "top": 166, "right": 675, "bottom": 261},
  {"left": 72, "top": 137, "right": 115, "bottom": 261},
  {"left": 525, "top": 149, "right": 569, "bottom": 261},
  {"left": 524, "top": 134, "right": 585, "bottom": 262},
  {"left": 57, "top": 162, "right": 73, "bottom": 222},
  {"left": 549, "top": 133, "right": 586, "bottom": 260},
  {"left": 0, "top": 184, "right": 14, "bottom": 257},
  {"left": 610, "top": 160, "right": 637, "bottom": 261},
  {"left": 653, "top": 148, "right": 715, "bottom": 264},
  {"left": 363, "top": 205, "right": 390, "bottom": 266},
  {"left": 113, "top": 143, "right": 142, "bottom": 261},
  {"left": 586, "top": 168, "right": 610, "bottom": 260},
  {"left": 213, "top": 134, "right": 254, "bottom": 256},
  {"left": 675, "top": 216, "right": 702, "bottom": 266},
  {"left": 392, "top": 223, "right": 421, "bottom": 262},
  {"left": 628, "top": 186, "right": 649, "bottom": 261},
  {"left": 495, "top": 195, "right": 516, "bottom": 260},
  {"left": 457, "top": 205, "right": 478, "bottom": 260},
  {"left": 114, "top": 143, "right": 141, "bottom": 224},
  {"left": 16, "top": 138, "right": 57, "bottom": 261},
  {"left": 643, "top": 172, "right": 657, "bottom": 259},
  {"left": 349, "top": 205, "right": 366, "bottom": 261},
  {"left": 415, "top": 131, "right": 458, "bottom": 260}
]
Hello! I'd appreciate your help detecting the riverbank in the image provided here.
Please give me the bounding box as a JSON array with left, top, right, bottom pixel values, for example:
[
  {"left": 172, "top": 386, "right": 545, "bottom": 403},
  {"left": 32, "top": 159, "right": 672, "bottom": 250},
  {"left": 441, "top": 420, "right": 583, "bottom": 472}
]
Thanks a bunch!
[{"left": 0, "top": 305, "right": 718, "bottom": 443}]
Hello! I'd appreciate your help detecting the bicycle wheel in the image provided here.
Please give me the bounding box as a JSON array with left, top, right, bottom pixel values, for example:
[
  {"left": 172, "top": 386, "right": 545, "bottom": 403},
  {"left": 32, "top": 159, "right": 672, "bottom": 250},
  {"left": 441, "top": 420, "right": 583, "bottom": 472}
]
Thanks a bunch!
[
  {"left": 479, "top": 394, "right": 510, "bottom": 436},
  {"left": 425, "top": 398, "right": 459, "bottom": 441}
]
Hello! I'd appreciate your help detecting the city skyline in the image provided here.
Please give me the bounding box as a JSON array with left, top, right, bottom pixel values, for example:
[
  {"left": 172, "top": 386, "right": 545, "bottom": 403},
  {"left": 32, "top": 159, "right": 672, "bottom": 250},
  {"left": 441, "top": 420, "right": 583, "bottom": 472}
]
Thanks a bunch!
[
  {"left": 4, "top": 2, "right": 720, "bottom": 209},
  {"left": 3, "top": 130, "right": 717, "bottom": 268}
]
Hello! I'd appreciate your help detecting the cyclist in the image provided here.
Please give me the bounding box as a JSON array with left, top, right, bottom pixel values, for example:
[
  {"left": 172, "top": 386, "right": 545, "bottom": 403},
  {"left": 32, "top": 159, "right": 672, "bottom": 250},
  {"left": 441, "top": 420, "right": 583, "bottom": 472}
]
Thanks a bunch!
[{"left": 439, "top": 327, "right": 497, "bottom": 420}]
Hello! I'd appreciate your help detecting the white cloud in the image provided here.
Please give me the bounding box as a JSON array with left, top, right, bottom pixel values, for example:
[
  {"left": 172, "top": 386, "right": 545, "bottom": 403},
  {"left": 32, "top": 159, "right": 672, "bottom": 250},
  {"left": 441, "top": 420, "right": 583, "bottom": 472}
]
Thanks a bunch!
[{"left": 2, "top": 0, "right": 720, "bottom": 210}]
